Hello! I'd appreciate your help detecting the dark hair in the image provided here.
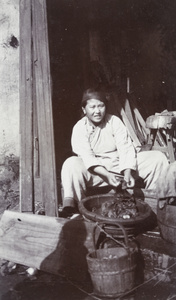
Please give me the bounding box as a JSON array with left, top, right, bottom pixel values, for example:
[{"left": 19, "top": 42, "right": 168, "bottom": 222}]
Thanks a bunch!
[{"left": 81, "top": 88, "right": 107, "bottom": 108}]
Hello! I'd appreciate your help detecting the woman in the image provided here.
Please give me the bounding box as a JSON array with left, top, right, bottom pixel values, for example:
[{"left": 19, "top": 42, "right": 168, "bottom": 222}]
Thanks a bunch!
[{"left": 61, "top": 88, "right": 169, "bottom": 215}]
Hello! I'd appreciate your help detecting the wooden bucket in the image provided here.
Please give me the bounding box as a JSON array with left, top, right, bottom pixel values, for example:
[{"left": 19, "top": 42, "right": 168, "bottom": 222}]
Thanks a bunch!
[
  {"left": 157, "top": 201, "right": 176, "bottom": 244},
  {"left": 86, "top": 223, "right": 137, "bottom": 298}
]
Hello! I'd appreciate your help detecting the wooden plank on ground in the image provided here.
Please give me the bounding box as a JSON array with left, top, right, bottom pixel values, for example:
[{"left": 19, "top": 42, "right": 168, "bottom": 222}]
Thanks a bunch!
[
  {"left": 32, "top": 0, "right": 58, "bottom": 216},
  {"left": 0, "top": 211, "right": 96, "bottom": 281},
  {"left": 19, "top": 0, "right": 34, "bottom": 213}
]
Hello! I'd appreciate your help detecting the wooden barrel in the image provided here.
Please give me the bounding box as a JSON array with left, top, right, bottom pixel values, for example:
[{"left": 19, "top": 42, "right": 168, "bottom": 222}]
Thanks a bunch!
[{"left": 157, "top": 202, "right": 176, "bottom": 244}]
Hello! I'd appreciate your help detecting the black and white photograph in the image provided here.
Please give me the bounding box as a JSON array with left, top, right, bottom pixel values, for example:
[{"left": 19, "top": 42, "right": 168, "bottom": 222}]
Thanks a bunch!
[{"left": 0, "top": 1, "right": 176, "bottom": 299}]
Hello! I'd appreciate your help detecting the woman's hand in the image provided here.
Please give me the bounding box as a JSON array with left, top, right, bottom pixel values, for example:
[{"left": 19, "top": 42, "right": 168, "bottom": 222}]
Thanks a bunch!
[
  {"left": 91, "top": 166, "right": 121, "bottom": 187},
  {"left": 106, "top": 172, "right": 122, "bottom": 187},
  {"left": 123, "top": 169, "right": 135, "bottom": 188}
]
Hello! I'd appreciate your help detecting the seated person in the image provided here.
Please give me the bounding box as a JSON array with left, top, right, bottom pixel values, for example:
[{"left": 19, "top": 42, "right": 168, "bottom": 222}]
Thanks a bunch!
[{"left": 61, "top": 88, "right": 169, "bottom": 215}]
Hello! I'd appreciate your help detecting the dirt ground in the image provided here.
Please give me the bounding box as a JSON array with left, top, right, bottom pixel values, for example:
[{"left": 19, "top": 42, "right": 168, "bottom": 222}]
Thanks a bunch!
[
  {"left": 0, "top": 259, "right": 176, "bottom": 300},
  {"left": 0, "top": 177, "right": 176, "bottom": 300}
]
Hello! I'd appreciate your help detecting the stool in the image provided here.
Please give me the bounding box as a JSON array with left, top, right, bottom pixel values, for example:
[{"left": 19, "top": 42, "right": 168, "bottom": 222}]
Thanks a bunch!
[{"left": 146, "top": 113, "right": 176, "bottom": 163}]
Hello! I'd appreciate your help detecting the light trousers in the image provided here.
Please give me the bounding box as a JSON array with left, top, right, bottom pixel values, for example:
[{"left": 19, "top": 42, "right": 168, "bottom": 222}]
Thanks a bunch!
[{"left": 61, "top": 150, "right": 169, "bottom": 207}]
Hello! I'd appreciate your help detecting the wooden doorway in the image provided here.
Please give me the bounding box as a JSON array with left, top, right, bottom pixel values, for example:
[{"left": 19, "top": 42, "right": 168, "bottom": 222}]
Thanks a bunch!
[{"left": 20, "top": 0, "right": 58, "bottom": 216}]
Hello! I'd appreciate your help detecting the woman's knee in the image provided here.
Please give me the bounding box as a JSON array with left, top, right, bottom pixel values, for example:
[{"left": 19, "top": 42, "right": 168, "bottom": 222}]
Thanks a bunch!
[
  {"left": 151, "top": 150, "right": 168, "bottom": 165},
  {"left": 61, "top": 156, "right": 86, "bottom": 174},
  {"left": 62, "top": 156, "right": 79, "bottom": 167},
  {"left": 138, "top": 150, "right": 168, "bottom": 163}
]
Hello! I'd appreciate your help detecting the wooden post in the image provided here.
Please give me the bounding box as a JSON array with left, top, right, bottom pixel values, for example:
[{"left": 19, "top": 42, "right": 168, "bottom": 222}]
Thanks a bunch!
[
  {"left": 31, "top": 0, "right": 58, "bottom": 216},
  {"left": 20, "top": 0, "right": 34, "bottom": 213},
  {"left": 20, "top": 0, "right": 58, "bottom": 216}
]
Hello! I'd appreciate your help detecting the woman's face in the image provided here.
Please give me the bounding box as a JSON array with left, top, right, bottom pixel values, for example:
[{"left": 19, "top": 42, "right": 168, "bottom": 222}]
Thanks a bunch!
[{"left": 82, "top": 98, "right": 106, "bottom": 125}]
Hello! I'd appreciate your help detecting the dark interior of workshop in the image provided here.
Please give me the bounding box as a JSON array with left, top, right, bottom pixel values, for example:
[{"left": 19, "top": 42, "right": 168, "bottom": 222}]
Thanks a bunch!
[{"left": 46, "top": 0, "right": 176, "bottom": 176}]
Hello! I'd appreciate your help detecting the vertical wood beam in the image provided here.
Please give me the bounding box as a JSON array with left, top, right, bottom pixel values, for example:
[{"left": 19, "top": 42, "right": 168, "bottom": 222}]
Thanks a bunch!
[
  {"left": 32, "top": 0, "right": 58, "bottom": 216},
  {"left": 20, "top": 0, "right": 34, "bottom": 212}
]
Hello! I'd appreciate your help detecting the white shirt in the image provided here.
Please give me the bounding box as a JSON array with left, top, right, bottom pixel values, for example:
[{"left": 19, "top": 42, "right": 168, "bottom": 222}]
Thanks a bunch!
[{"left": 71, "top": 114, "right": 137, "bottom": 173}]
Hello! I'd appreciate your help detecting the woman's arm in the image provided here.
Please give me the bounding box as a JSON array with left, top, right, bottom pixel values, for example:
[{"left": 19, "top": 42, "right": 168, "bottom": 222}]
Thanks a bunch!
[{"left": 91, "top": 165, "right": 122, "bottom": 187}]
